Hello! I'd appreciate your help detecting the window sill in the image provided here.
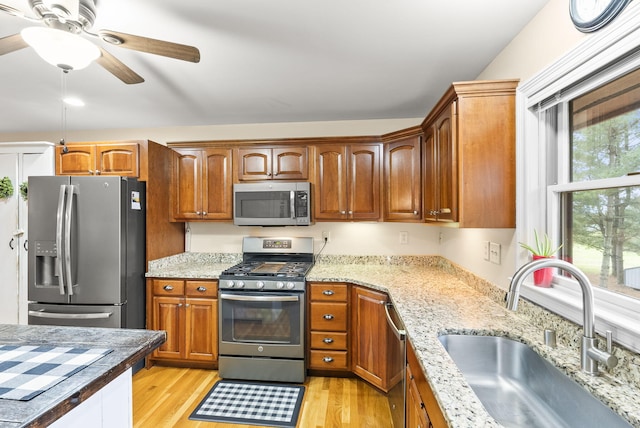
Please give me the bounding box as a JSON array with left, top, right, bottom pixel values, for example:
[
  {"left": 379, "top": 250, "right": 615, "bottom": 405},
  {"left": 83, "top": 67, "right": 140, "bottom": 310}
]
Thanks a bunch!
[{"left": 520, "top": 280, "right": 640, "bottom": 353}]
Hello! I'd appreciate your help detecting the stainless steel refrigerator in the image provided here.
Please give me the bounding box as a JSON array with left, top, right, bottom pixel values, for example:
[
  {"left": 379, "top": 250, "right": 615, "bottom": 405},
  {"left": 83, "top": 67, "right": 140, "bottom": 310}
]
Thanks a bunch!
[{"left": 27, "top": 176, "right": 145, "bottom": 330}]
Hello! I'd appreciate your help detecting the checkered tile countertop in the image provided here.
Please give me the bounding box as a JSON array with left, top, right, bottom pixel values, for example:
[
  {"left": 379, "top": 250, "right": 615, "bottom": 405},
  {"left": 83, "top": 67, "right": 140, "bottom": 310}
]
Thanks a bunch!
[{"left": 0, "top": 324, "right": 165, "bottom": 428}]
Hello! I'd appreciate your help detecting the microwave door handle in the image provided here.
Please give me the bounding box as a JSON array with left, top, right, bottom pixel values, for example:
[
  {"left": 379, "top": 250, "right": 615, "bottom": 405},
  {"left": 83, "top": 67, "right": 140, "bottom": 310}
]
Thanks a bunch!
[
  {"left": 55, "top": 185, "right": 67, "bottom": 295},
  {"left": 290, "top": 191, "right": 296, "bottom": 219},
  {"left": 63, "top": 185, "right": 75, "bottom": 296}
]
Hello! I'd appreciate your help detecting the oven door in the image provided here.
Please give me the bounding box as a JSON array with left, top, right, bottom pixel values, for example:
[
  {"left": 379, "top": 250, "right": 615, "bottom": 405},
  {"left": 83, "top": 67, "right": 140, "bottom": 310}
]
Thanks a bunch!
[{"left": 219, "top": 291, "right": 305, "bottom": 359}]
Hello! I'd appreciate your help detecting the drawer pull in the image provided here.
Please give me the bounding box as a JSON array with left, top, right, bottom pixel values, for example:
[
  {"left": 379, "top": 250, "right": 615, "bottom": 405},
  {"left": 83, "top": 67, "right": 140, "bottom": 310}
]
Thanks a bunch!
[
  {"left": 322, "top": 290, "right": 335, "bottom": 296},
  {"left": 322, "top": 356, "right": 334, "bottom": 363},
  {"left": 163, "top": 285, "right": 174, "bottom": 291},
  {"left": 322, "top": 337, "right": 334, "bottom": 344},
  {"left": 196, "top": 286, "right": 207, "bottom": 292},
  {"left": 323, "top": 314, "right": 334, "bottom": 320}
]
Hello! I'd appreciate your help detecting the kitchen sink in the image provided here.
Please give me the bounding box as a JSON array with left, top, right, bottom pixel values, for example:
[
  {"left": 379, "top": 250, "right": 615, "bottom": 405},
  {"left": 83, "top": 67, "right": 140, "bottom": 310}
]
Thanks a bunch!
[{"left": 438, "top": 334, "right": 631, "bottom": 428}]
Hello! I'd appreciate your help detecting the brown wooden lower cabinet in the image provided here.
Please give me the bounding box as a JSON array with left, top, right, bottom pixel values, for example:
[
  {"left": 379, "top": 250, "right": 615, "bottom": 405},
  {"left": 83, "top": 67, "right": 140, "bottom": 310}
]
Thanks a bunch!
[
  {"left": 407, "top": 338, "right": 447, "bottom": 428},
  {"left": 146, "top": 278, "right": 218, "bottom": 368}
]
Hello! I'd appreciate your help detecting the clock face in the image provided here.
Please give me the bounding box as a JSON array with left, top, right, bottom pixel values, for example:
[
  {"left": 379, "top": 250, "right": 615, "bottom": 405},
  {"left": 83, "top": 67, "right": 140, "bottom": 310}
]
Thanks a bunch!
[{"left": 569, "top": 0, "right": 631, "bottom": 32}]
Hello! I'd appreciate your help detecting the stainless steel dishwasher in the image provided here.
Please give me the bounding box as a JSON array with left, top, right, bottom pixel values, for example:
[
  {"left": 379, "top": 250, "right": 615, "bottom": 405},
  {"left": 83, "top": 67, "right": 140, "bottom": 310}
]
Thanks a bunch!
[{"left": 385, "top": 302, "right": 406, "bottom": 428}]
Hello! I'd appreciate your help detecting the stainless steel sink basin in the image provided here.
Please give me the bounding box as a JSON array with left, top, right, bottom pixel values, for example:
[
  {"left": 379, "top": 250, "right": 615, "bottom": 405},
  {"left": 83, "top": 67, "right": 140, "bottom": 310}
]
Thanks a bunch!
[{"left": 438, "top": 334, "right": 631, "bottom": 428}]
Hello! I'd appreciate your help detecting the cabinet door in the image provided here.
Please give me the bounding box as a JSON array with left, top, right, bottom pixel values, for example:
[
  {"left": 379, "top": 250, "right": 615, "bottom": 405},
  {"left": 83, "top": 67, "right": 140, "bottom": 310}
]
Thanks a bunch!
[
  {"left": 202, "top": 148, "right": 233, "bottom": 220},
  {"left": 423, "top": 127, "right": 438, "bottom": 222},
  {"left": 351, "top": 286, "right": 393, "bottom": 391},
  {"left": 406, "top": 366, "right": 430, "bottom": 428},
  {"left": 185, "top": 298, "right": 217, "bottom": 361},
  {"left": 171, "top": 149, "right": 203, "bottom": 221},
  {"left": 314, "top": 145, "right": 348, "bottom": 220},
  {"left": 236, "top": 147, "right": 271, "bottom": 180},
  {"left": 95, "top": 143, "right": 139, "bottom": 177},
  {"left": 56, "top": 144, "right": 96, "bottom": 175},
  {"left": 152, "top": 296, "right": 185, "bottom": 360},
  {"left": 434, "top": 104, "right": 457, "bottom": 222},
  {"left": 0, "top": 153, "right": 19, "bottom": 324},
  {"left": 349, "top": 144, "right": 381, "bottom": 220},
  {"left": 272, "top": 147, "right": 308, "bottom": 179},
  {"left": 384, "top": 136, "right": 422, "bottom": 221}
]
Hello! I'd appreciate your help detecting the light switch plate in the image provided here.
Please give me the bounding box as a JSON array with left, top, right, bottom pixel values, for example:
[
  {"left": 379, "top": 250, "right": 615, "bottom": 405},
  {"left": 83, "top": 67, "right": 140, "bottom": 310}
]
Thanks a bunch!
[{"left": 490, "top": 242, "right": 501, "bottom": 264}]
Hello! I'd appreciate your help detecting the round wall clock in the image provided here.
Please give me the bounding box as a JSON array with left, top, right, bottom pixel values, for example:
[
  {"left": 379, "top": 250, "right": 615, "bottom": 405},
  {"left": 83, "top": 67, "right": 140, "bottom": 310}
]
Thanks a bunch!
[{"left": 569, "top": 0, "right": 632, "bottom": 32}]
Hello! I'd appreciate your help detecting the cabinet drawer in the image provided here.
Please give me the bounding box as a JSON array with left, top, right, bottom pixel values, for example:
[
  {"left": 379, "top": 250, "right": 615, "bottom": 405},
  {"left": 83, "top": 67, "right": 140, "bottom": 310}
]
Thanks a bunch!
[
  {"left": 310, "top": 331, "right": 348, "bottom": 350},
  {"left": 309, "top": 350, "right": 349, "bottom": 370},
  {"left": 309, "top": 302, "right": 348, "bottom": 331},
  {"left": 309, "top": 283, "right": 348, "bottom": 302},
  {"left": 152, "top": 279, "right": 185, "bottom": 296},
  {"left": 186, "top": 280, "right": 217, "bottom": 298}
]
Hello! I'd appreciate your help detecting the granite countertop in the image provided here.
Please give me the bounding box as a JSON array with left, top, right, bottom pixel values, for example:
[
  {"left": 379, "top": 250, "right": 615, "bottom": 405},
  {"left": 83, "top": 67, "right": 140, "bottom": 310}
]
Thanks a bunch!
[
  {"left": 146, "top": 253, "right": 640, "bottom": 427},
  {"left": 0, "top": 325, "right": 165, "bottom": 428}
]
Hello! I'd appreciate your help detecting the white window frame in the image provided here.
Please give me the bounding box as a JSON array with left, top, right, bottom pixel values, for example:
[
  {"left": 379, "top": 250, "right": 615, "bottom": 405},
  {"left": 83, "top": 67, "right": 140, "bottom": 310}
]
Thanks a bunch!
[{"left": 516, "top": 1, "right": 640, "bottom": 353}]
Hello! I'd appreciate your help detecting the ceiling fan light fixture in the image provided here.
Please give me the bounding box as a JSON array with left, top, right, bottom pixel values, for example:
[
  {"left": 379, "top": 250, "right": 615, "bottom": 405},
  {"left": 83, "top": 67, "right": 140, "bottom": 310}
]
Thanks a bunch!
[{"left": 21, "top": 26, "right": 100, "bottom": 71}]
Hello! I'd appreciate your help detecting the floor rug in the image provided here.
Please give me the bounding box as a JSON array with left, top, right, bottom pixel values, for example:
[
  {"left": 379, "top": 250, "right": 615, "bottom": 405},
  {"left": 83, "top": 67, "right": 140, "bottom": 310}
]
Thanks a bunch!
[{"left": 189, "top": 379, "right": 305, "bottom": 427}]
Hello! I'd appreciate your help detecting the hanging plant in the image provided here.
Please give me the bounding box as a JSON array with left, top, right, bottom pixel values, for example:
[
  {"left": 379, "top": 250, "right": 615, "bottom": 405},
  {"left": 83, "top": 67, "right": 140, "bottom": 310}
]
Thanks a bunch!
[
  {"left": 19, "top": 181, "right": 28, "bottom": 201},
  {"left": 0, "top": 176, "right": 14, "bottom": 199}
]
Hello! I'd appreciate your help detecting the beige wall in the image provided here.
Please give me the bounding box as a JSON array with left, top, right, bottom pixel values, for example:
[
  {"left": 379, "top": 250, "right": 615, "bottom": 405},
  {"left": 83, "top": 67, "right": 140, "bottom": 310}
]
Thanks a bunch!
[{"left": 1, "top": 0, "right": 618, "bottom": 290}]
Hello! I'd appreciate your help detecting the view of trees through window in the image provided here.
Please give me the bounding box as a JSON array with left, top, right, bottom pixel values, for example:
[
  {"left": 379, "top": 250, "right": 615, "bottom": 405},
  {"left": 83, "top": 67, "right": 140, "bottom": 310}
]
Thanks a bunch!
[{"left": 566, "top": 68, "right": 640, "bottom": 299}]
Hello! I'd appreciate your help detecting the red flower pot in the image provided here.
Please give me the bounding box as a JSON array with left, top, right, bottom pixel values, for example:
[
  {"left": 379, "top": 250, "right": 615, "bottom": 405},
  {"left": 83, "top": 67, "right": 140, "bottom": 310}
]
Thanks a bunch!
[{"left": 532, "top": 255, "right": 554, "bottom": 287}]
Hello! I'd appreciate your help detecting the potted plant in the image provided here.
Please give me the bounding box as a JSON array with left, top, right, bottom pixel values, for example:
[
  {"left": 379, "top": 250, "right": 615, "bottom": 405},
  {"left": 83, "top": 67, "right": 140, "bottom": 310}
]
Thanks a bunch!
[
  {"left": 0, "top": 176, "right": 14, "bottom": 200},
  {"left": 519, "top": 230, "right": 563, "bottom": 287}
]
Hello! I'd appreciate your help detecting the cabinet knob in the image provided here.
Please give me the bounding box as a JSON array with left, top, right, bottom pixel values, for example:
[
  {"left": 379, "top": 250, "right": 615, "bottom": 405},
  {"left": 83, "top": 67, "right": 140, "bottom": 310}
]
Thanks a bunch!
[
  {"left": 322, "top": 337, "right": 334, "bottom": 344},
  {"left": 322, "top": 289, "right": 334, "bottom": 296},
  {"left": 348, "top": 210, "right": 353, "bottom": 215},
  {"left": 196, "top": 286, "right": 207, "bottom": 292},
  {"left": 185, "top": 303, "right": 190, "bottom": 307},
  {"left": 95, "top": 170, "right": 101, "bottom": 175},
  {"left": 196, "top": 211, "right": 202, "bottom": 215},
  {"left": 88, "top": 170, "right": 94, "bottom": 175},
  {"left": 413, "top": 210, "right": 418, "bottom": 215},
  {"left": 322, "top": 356, "right": 334, "bottom": 363},
  {"left": 202, "top": 212, "right": 207, "bottom": 216},
  {"left": 340, "top": 211, "right": 346, "bottom": 215},
  {"left": 177, "top": 303, "right": 183, "bottom": 307},
  {"left": 323, "top": 314, "right": 334, "bottom": 320},
  {"left": 163, "top": 285, "right": 174, "bottom": 291}
]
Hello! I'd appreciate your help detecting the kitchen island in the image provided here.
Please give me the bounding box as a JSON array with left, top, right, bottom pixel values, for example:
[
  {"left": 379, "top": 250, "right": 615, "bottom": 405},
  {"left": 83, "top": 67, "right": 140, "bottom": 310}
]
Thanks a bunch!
[
  {"left": 0, "top": 324, "right": 165, "bottom": 428},
  {"left": 147, "top": 253, "right": 640, "bottom": 427}
]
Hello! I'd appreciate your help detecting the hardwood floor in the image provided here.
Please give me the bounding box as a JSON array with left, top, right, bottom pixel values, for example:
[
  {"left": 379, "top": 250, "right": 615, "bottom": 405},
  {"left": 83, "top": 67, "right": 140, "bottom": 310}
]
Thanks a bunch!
[{"left": 132, "top": 366, "right": 394, "bottom": 428}]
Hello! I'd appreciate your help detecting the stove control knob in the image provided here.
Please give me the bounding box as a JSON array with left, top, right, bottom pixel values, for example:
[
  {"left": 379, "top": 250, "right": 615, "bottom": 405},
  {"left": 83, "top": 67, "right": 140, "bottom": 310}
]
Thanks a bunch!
[
  {"left": 256, "top": 281, "right": 265, "bottom": 289},
  {"left": 286, "top": 282, "right": 295, "bottom": 290},
  {"left": 225, "top": 280, "right": 235, "bottom": 288},
  {"left": 236, "top": 281, "right": 245, "bottom": 288},
  {"left": 276, "top": 281, "right": 285, "bottom": 289}
]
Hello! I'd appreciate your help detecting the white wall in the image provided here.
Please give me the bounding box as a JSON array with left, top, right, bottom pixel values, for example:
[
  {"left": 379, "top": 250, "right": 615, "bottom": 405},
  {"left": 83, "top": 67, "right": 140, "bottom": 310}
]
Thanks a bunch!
[{"left": 1, "top": 0, "right": 620, "bottom": 291}]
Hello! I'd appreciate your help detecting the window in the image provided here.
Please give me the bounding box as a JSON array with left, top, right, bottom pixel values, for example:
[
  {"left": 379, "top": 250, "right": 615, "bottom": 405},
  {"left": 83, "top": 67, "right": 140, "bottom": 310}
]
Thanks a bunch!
[
  {"left": 561, "top": 68, "right": 640, "bottom": 301},
  {"left": 517, "top": 3, "right": 640, "bottom": 352}
]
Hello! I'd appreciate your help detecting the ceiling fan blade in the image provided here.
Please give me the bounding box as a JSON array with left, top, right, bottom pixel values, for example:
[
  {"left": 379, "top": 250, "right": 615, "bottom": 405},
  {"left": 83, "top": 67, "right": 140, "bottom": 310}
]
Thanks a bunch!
[
  {"left": 0, "top": 4, "right": 40, "bottom": 21},
  {"left": 98, "top": 30, "right": 200, "bottom": 63},
  {"left": 0, "top": 33, "right": 28, "bottom": 56},
  {"left": 96, "top": 47, "right": 144, "bottom": 84}
]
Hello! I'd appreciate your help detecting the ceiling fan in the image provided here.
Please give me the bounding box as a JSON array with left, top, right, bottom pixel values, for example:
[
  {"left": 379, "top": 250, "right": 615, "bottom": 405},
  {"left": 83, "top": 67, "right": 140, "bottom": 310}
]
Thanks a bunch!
[{"left": 0, "top": 0, "right": 200, "bottom": 84}]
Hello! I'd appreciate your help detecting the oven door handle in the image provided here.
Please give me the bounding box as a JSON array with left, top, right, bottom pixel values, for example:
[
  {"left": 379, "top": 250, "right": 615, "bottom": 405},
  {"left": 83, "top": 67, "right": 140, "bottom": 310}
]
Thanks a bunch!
[{"left": 220, "top": 293, "right": 300, "bottom": 302}]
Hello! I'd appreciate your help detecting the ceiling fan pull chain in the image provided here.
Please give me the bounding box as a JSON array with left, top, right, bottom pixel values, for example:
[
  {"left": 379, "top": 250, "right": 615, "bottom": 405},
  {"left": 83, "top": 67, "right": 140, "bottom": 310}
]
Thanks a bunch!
[{"left": 60, "top": 69, "right": 68, "bottom": 150}]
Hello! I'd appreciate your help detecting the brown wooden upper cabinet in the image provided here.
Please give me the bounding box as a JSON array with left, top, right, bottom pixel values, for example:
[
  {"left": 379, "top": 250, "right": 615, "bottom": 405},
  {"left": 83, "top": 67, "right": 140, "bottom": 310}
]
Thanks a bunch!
[
  {"left": 383, "top": 132, "right": 423, "bottom": 221},
  {"left": 235, "top": 146, "right": 308, "bottom": 181},
  {"left": 313, "top": 143, "right": 381, "bottom": 221},
  {"left": 171, "top": 148, "right": 233, "bottom": 221},
  {"left": 56, "top": 142, "right": 139, "bottom": 177},
  {"left": 422, "top": 79, "right": 518, "bottom": 228}
]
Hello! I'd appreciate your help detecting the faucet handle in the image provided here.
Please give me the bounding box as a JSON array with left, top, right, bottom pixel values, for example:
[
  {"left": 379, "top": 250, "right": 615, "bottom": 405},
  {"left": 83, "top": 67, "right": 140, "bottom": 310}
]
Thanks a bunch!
[{"left": 606, "top": 330, "right": 614, "bottom": 354}]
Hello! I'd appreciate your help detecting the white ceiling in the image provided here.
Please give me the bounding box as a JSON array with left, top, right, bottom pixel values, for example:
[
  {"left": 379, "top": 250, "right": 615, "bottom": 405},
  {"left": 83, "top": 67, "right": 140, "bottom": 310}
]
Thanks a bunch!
[{"left": 0, "top": 0, "right": 549, "bottom": 134}]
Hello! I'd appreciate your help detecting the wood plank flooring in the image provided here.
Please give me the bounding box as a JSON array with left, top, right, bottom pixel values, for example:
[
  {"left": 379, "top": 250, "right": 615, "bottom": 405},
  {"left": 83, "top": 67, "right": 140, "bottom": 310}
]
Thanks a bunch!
[{"left": 132, "top": 366, "right": 394, "bottom": 428}]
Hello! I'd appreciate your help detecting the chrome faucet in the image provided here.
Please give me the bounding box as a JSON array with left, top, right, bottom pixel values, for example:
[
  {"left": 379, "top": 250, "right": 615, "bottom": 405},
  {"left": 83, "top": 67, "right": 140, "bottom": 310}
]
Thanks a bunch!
[{"left": 506, "top": 258, "right": 618, "bottom": 375}]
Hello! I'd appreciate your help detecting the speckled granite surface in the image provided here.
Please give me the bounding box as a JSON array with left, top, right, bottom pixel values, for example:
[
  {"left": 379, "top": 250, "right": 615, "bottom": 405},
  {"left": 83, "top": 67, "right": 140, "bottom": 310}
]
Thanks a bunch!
[
  {"left": 147, "top": 252, "right": 640, "bottom": 427},
  {"left": 0, "top": 325, "right": 165, "bottom": 428}
]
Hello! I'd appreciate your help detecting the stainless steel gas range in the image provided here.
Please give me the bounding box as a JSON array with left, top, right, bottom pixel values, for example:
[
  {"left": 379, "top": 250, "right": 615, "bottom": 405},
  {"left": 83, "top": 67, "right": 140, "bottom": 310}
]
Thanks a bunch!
[{"left": 218, "top": 236, "right": 314, "bottom": 383}]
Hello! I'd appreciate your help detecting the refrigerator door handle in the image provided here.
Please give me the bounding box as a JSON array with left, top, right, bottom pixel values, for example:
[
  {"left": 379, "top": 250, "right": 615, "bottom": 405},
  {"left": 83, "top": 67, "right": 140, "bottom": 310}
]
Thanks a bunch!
[
  {"left": 63, "top": 184, "right": 75, "bottom": 296},
  {"left": 28, "top": 310, "right": 113, "bottom": 320},
  {"left": 56, "top": 185, "right": 67, "bottom": 296}
]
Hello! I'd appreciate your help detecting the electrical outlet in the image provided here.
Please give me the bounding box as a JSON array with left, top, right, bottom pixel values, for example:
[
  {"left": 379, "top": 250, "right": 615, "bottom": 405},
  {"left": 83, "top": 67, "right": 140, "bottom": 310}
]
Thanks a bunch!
[
  {"left": 322, "top": 231, "right": 331, "bottom": 242},
  {"left": 399, "top": 231, "right": 408, "bottom": 245},
  {"left": 483, "top": 241, "right": 490, "bottom": 261},
  {"left": 490, "top": 242, "right": 501, "bottom": 264}
]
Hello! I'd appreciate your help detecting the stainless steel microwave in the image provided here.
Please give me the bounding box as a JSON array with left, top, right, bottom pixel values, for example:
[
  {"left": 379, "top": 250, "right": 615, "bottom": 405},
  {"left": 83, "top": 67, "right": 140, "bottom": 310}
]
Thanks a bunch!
[{"left": 233, "top": 182, "right": 311, "bottom": 226}]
